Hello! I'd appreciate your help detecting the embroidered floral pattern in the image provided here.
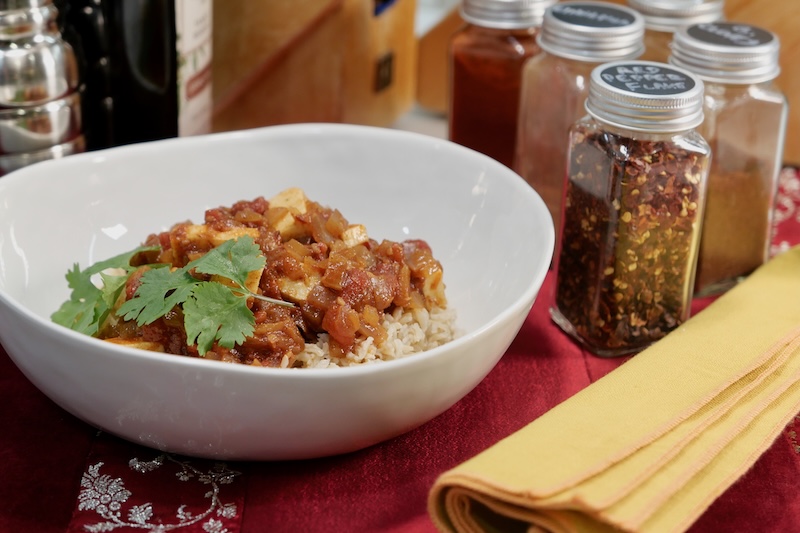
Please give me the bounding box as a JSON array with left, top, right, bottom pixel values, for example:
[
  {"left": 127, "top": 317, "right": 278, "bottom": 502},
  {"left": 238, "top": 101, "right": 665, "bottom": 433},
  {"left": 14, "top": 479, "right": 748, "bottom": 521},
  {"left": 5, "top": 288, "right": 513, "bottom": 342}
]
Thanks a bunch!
[
  {"left": 774, "top": 168, "right": 800, "bottom": 225},
  {"left": 78, "top": 455, "right": 241, "bottom": 532},
  {"left": 771, "top": 168, "right": 800, "bottom": 256}
]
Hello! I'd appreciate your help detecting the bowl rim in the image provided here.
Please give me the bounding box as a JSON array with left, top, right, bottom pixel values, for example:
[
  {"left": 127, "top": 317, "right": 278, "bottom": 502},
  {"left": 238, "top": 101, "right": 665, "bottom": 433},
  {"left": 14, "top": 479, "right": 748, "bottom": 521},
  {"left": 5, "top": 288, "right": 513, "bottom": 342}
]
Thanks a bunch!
[{"left": 0, "top": 122, "right": 555, "bottom": 379}]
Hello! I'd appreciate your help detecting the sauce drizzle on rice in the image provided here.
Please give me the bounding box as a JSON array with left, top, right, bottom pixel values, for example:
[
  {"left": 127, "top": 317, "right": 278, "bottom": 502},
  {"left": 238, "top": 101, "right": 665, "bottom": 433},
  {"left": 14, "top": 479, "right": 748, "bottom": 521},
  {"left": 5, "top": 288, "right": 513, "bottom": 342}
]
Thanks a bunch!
[{"left": 100, "top": 188, "right": 458, "bottom": 368}]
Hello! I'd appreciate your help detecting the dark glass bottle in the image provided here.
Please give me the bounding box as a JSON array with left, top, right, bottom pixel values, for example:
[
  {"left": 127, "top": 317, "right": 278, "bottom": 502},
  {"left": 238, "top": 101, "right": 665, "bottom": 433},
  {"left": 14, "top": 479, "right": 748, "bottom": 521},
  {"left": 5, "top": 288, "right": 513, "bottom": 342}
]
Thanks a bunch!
[{"left": 55, "top": 0, "right": 212, "bottom": 149}]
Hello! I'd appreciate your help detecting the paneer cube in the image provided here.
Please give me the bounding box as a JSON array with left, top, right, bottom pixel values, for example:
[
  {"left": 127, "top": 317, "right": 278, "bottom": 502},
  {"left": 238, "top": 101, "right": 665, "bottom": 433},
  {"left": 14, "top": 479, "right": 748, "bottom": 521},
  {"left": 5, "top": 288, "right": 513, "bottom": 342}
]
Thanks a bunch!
[
  {"left": 209, "top": 227, "right": 260, "bottom": 247},
  {"left": 269, "top": 187, "right": 308, "bottom": 213},
  {"left": 268, "top": 188, "right": 311, "bottom": 240},
  {"left": 341, "top": 224, "right": 369, "bottom": 247},
  {"left": 278, "top": 273, "right": 321, "bottom": 303}
]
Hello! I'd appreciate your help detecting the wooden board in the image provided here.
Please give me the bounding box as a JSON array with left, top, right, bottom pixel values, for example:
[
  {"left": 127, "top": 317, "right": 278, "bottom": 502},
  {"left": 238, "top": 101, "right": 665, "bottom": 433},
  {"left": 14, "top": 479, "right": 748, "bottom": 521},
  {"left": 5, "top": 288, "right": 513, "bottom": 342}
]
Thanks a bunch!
[
  {"left": 211, "top": 0, "right": 345, "bottom": 131},
  {"left": 211, "top": 0, "right": 418, "bottom": 132}
]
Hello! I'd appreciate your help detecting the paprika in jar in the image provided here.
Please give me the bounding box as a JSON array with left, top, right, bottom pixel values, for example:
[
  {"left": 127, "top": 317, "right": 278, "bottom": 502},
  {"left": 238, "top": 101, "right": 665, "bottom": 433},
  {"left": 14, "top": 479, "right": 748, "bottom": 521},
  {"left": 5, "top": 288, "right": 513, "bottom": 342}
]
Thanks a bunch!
[
  {"left": 551, "top": 61, "right": 711, "bottom": 357},
  {"left": 626, "top": 0, "right": 723, "bottom": 63},
  {"left": 448, "top": 0, "right": 556, "bottom": 168},
  {"left": 515, "top": 1, "right": 644, "bottom": 250},
  {"left": 670, "top": 22, "right": 788, "bottom": 296}
]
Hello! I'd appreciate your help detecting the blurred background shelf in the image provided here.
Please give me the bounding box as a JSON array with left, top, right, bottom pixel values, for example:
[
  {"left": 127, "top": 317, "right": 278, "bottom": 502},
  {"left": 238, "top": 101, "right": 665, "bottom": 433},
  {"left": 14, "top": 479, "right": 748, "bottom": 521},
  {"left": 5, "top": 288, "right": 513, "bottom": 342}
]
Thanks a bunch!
[{"left": 210, "top": 0, "right": 800, "bottom": 164}]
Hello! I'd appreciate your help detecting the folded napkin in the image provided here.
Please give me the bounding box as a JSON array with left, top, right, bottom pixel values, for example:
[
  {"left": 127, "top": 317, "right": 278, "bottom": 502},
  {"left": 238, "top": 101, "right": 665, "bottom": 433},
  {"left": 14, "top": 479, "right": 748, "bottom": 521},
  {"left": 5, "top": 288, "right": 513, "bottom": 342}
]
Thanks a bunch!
[{"left": 429, "top": 245, "right": 800, "bottom": 533}]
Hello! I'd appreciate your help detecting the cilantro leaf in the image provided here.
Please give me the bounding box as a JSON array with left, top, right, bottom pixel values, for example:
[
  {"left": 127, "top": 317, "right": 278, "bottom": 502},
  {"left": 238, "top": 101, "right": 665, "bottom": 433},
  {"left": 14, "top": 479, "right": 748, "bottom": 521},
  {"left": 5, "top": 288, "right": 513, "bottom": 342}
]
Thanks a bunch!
[
  {"left": 115, "top": 235, "right": 277, "bottom": 356},
  {"left": 54, "top": 235, "right": 292, "bottom": 357},
  {"left": 117, "top": 267, "right": 197, "bottom": 325},
  {"left": 52, "top": 294, "right": 98, "bottom": 335},
  {"left": 183, "top": 281, "right": 256, "bottom": 354},
  {"left": 99, "top": 271, "right": 130, "bottom": 308},
  {"left": 51, "top": 245, "right": 157, "bottom": 335},
  {"left": 189, "top": 236, "right": 266, "bottom": 290},
  {"left": 84, "top": 247, "right": 155, "bottom": 277}
]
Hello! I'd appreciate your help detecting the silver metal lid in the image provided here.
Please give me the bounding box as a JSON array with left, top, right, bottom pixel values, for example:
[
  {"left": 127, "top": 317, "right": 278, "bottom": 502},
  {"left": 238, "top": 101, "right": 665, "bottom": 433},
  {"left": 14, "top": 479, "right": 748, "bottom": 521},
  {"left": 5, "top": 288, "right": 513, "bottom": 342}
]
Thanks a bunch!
[
  {"left": 0, "top": 0, "right": 52, "bottom": 10},
  {"left": 461, "top": 0, "right": 558, "bottom": 29},
  {"left": 626, "top": 0, "right": 724, "bottom": 33},
  {"left": 586, "top": 60, "right": 705, "bottom": 132},
  {"left": 538, "top": 1, "right": 645, "bottom": 62},
  {"left": 669, "top": 22, "right": 780, "bottom": 84},
  {"left": 0, "top": 2, "right": 57, "bottom": 39}
]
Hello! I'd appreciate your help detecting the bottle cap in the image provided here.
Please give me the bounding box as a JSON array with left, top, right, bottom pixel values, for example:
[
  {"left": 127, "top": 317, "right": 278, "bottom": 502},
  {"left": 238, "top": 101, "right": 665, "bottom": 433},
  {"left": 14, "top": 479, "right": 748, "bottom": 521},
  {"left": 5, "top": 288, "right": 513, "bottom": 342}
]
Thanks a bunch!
[
  {"left": 669, "top": 22, "right": 781, "bottom": 84},
  {"left": 0, "top": 1, "right": 57, "bottom": 39},
  {"left": 626, "top": 0, "right": 724, "bottom": 33},
  {"left": 0, "top": 0, "right": 52, "bottom": 10},
  {"left": 461, "top": 0, "right": 558, "bottom": 29},
  {"left": 538, "top": 1, "right": 645, "bottom": 62},
  {"left": 586, "top": 60, "right": 705, "bottom": 132}
]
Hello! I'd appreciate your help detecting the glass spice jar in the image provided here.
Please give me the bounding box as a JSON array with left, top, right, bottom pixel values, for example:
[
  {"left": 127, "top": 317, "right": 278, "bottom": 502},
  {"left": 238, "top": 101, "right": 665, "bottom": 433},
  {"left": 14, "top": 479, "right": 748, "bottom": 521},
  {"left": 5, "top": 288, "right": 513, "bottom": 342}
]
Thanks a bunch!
[
  {"left": 669, "top": 22, "right": 788, "bottom": 296},
  {"left": 515, "top": 1, "right": 644, "bottom": 251},
  {"left": 448, "top": 0, "right": 556, "bottom": 168},
  {"left": 551, "top": 61, "right": 711, "bottom": 357},
  {"left": 626, "top": 0, "right": 724, "bottom": 63}
]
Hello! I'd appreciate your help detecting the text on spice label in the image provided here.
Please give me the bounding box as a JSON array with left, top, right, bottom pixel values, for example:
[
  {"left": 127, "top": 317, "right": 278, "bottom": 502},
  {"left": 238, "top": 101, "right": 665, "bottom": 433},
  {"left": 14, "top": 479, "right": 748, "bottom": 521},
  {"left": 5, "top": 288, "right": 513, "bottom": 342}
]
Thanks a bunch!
[
  {"left": 690, "top": 23, "right": 772, "bottom": 47},
  {"left": 553, "top": 5, "right": 635, "bottom": 28},
  {"left": 601, "top": 65, "right": 694, "bottom": 94}
]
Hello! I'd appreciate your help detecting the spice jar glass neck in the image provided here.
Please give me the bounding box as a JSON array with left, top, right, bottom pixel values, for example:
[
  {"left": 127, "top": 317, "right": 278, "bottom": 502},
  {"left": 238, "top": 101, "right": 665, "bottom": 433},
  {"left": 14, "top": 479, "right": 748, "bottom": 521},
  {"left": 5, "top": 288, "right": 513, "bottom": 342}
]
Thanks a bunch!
[
  {"left": 579, "top": 115, "right": 706, "bottom": 145},
  {"left": 460, "top": 0, "right": 555, "bottom": 30},
  {"left": 540, "top": 53, "right": 599, "bottom": 75},
  {"left": 704, "top": 79, "right": 782, "bottom": 93},
  {"left": 463, "top": 23, "right": 539, "bottom": 37}
]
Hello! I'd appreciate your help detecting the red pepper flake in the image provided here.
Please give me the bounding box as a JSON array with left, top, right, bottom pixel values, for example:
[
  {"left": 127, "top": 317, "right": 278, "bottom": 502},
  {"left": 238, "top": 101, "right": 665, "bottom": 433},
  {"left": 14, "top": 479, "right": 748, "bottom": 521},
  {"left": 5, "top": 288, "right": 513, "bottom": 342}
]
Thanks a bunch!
[{"left": 552, "top": 122, "right": 710, "bottom": 356}]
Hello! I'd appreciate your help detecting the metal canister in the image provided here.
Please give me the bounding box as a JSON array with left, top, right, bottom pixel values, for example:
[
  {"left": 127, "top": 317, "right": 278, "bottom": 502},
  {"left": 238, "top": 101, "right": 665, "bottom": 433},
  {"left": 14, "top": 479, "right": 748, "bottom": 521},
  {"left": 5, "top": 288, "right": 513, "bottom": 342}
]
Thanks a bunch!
[{"left": 0, "top": 0, "right": 83, "bottom": 174}]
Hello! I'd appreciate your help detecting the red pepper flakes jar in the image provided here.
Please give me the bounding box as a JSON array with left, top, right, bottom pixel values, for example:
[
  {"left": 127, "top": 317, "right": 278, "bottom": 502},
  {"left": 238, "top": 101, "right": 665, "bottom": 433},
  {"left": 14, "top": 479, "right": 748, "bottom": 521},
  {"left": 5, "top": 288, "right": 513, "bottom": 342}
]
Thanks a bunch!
[
  {"left": 669, "top": 22, "right": 788, "bottom": 296},
  {"left": 551, "top": 61, "right": 711, "bottom": 357},
  {"left": 626, "top": 0, "right": 724, "bottom": 63},
  {"left": 515, "top": 1, "right": 644, "bottom": 252},
  {"left": 448, "top": 0, "right": 556, "bottom": 168}
]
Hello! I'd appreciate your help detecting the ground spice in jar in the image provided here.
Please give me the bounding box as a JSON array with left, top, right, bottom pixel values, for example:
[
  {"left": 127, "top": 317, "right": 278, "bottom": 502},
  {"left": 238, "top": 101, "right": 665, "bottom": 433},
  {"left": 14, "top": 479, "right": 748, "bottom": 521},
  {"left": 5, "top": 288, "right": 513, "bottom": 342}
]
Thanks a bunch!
[
  {"left": 693, "top": 152, "right": 774, "bottom": 292},
  {"left": 551, "top": 61, "right": 711, "bottom": 357},
  {"left": 669, "top": 22, "right": 788, "bottom": 296}
]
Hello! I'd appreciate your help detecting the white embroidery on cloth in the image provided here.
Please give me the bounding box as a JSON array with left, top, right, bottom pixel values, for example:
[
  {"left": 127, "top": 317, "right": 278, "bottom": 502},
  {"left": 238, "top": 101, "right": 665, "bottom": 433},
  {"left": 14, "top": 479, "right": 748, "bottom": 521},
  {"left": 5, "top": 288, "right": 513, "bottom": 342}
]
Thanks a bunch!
[
  {"left": 771, "top": 167, "right": 800, "bottom": 256},
  {"left": 78, "top": 455, "right": 240, "bottom": 532}
]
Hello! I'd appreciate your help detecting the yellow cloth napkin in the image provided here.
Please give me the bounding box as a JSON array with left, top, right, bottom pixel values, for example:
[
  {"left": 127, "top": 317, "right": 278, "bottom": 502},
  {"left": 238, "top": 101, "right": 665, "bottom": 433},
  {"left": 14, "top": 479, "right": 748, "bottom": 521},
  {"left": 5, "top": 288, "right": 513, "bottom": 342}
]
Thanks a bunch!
[{"left": 429, "top": 245, "right": 800, "bottom": 533}]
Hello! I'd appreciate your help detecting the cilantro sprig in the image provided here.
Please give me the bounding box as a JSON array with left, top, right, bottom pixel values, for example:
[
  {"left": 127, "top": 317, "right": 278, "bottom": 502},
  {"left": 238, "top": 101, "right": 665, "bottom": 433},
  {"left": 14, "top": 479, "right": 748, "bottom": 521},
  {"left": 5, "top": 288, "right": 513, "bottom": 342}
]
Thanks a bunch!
[
  {"left": 53, "top": 236, "right": 292, "bottom": 356},
  {"left": 51, "top": 245, "right": 158, "bottom": 336}
]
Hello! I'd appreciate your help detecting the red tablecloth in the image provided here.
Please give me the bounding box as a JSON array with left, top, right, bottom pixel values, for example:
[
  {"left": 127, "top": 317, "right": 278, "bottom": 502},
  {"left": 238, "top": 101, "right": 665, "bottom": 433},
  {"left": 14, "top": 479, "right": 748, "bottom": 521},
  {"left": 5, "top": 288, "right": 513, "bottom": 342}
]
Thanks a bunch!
[{"left": 2, "top": 168, "right": 800, "bottom": 533}]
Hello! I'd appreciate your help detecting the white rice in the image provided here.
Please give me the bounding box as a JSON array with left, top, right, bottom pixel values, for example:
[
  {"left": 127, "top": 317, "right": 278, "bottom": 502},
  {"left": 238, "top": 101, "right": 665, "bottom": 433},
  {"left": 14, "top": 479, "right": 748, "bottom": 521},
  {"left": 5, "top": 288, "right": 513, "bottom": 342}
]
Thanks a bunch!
[{"left": 290, "top": 306, "right": 459, "bottom": 368}]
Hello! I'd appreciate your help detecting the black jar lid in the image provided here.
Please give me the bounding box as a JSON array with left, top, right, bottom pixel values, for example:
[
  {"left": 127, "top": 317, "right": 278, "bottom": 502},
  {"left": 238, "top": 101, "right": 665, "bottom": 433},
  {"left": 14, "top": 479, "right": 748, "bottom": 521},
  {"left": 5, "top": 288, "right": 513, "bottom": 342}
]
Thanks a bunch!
[
  {"left": 669, "top": 22, "right": 781, "bottom": 84},
  {"left": 538, "top": 1, "right": 645, "bottom": 62}
]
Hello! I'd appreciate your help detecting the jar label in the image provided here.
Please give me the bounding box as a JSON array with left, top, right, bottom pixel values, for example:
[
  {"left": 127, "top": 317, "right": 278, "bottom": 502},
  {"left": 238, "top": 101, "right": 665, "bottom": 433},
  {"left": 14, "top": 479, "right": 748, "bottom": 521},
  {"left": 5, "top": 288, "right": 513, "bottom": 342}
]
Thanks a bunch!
[
  {"left": 374, "top": 0, "right": 397, "bottom": 16},
  {"left": 551, "top": 3, "right": 636, "bottom": 28},
  {"left": 687, "top": 22, "right": 774, "bottom": 48},
  {"left": 176, "top": 0, "right": 213, "bottom": 137},
  {"left": 375, "top": 51, "right": 394, "bottom": 92},
  {"left": 599, "top": 63, "right": 696, "bottom": 95}
]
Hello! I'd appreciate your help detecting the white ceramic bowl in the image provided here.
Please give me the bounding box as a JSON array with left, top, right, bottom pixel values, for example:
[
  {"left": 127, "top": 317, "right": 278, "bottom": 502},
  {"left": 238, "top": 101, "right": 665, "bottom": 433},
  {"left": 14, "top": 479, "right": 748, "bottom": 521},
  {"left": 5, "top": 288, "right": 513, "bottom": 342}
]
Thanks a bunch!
[{"left": 0, "top": 123, "right": 554, "bottom": 460}]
